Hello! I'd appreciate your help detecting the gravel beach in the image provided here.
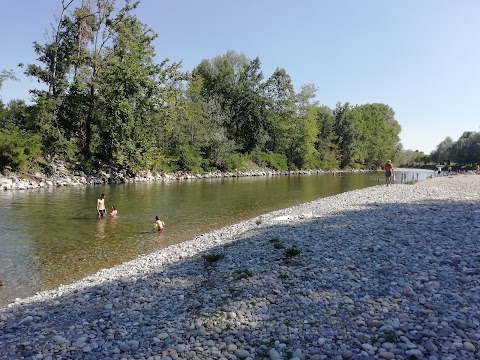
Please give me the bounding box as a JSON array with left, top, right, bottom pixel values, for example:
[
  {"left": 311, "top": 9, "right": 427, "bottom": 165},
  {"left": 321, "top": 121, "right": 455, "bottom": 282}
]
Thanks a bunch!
[{"left": 1, "top": 175, "right": 479, "bottom": 360}]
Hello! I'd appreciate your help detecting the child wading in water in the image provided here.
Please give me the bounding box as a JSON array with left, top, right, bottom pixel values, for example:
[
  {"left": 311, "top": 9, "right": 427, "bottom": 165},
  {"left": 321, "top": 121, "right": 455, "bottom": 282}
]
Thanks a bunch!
[
  {"left": 154, "top": 216, "right": 165, "bottom": 232},
  {"left": 97, "top": 193, "right": 106, "bottom": 218}
]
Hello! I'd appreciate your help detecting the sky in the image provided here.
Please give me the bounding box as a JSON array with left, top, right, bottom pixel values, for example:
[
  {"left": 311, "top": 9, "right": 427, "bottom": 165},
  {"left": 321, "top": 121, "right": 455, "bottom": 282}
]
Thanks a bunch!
[{"left": 1, "top": 0, "right": 479, "bottom": 154}]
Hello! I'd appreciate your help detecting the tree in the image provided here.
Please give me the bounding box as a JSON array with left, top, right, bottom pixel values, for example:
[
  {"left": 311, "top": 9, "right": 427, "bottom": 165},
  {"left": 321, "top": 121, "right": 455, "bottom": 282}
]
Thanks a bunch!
[
  {"left": 25, "top": 0, "right": 77, "bottom": 99},
  {"left": 97, "top": 8, "right": 182, "bottom": 172},
  {"left": 450, "top": 132, "right": 480, "bottom": 165},
  {"left": 0, "top": 70, "right": 19, "bottom": 97},
  {"left": 193, "top": 51, "right": 268, "bottom": 152},
  {"left": 264, "top": 68, "right": 296, "bottom": 154},
  {"left": 430, "top": 136, "right": 453, "bottom": 164},
  {"left": 333, "top": 102, "right": 357, "bottom": 168},
  {"left": 315, "top": 106, "right": 338, "bottom": 169},
  {"left": 288, "top": 84, "right": 319, "bottom": 169},
  {"left": 352, "top": 104, "right": 400, "bottom": 168},
  {"left": 233, "top": 56, "right": 268, "bottom": 152},
  {"left": 24, "top": 0, "right": 82, "bottom": 159}
]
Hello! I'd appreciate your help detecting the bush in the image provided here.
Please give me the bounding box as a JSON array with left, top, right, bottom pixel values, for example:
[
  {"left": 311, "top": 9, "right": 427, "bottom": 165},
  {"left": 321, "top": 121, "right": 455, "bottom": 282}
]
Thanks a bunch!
[
  {"left": 177, "top": 146, "right": 204, "bottom": 173},
  {"left": 250, "top": 151, "right": 288, "bottom": 170},
  {"left": 284, "top": 247, "right": 300, "bottom": 257},
  {"left": 0, "top": 125, "right": 42, "bottom": 171},
  {"left": 150, "top": 152, "right": 177, "bottom": 173},
  {"left": 214, "top": 153, "right": 251, "bottom": 172}
]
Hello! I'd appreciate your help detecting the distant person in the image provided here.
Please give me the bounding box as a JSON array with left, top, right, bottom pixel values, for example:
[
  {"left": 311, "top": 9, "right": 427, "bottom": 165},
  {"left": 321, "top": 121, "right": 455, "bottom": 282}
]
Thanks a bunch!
[
  {"left": 109, "top": 206, "right": 117, "bottom": 217},
  {"left": 154, "top": 216, "right": 165, "bottom": 232},
  {"left": 448, "top": 165, "right": 452, "bottom": 175},
  {"left": 384, "top": 160, "right": 393, "bottom": 186},
  {"left": 97, "top": 193, "right": 106, "bottom": 218}
]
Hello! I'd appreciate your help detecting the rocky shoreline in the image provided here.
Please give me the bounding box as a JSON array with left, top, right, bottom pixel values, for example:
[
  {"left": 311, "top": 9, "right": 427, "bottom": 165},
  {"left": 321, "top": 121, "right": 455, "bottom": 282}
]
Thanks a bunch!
[
  {"left": 2, "top": 161, "right": 433, "bottom": 192},
  {"left": 0, "top": 161, "right": 362, "bottom": 191},
  {"left": 1, "top": 175, "right": 479, "bottom": 359}
]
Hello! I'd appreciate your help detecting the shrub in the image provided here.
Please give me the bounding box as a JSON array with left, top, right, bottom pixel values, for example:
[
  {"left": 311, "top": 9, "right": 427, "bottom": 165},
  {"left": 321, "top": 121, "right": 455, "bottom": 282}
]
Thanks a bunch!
[
  {"left": 234, "top": 269, "right": 254, "bottom": 280},
  {"left": 251, "top": 151, "right": 288, "bottom": 170},
  {"left": 284, "top": 247, "right": 300, "bottom": 257},
  {"left": 177, "top": 145, "right": 204, "bottom": 173},
  {"left": 269, "top": 237, "right": 285, "bottom": 249},
  {"left": 0, "top": 125, "right": 42, "bottom": 171}
]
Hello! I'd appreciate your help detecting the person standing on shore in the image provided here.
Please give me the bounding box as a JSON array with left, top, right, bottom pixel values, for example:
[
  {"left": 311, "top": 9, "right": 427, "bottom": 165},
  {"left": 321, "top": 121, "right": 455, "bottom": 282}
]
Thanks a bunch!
[
  {"left": 97, "top": 193, "right": 106, "bottom": 218},
  {"left": 384, "top": 160, "right": 393, "bottom": 186}
]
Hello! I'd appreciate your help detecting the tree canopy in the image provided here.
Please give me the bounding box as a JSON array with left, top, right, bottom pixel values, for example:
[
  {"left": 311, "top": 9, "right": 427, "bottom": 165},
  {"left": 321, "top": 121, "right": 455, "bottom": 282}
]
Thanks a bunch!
[{"left": 0, "top": 0, "right": 406, "bottom": 174}]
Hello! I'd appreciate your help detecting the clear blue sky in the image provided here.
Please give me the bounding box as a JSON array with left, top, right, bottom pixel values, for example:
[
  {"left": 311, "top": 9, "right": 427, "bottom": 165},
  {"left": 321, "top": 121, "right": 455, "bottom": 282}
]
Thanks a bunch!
[{"left": 1, "top": 0, "right": 479, "bottom": 154}]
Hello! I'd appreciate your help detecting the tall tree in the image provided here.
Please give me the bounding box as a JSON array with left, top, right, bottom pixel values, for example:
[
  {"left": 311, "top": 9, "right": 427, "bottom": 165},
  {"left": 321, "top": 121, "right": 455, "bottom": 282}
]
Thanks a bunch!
[
  {"left": 193, "top": 51, "right": 268, "bottom": 152},
  {"left": 315, "top": 106, "right": 338, "bottom": 169},
  {"left": 352, "top": 103, "right": 400, "bottom": 168},
  {"left": 264, "top": 68, "right": 296, "bottom": 154},
  {"left": 288, "top": 84, "right": 319, "bottom": 169},
  {"left": 450, "top": 132, "right": 480, "bottom": 164},
  {"left": 333, "top": 102, "right": 357, "bottom": 168},
  {"left": 97, "top": 7, "right": 182, "bottom": 172},
  {"left": 430, "top": 136, "right": 454, "bottom": 164},
  {"left": 233, "top": 57, "right": 267, "bottom": 152}
]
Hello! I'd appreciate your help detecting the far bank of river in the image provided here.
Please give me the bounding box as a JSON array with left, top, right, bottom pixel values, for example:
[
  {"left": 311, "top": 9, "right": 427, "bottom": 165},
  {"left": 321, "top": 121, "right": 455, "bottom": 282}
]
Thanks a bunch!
[{"left": 0, "top": 169, "right": 433, "bottom": 307}]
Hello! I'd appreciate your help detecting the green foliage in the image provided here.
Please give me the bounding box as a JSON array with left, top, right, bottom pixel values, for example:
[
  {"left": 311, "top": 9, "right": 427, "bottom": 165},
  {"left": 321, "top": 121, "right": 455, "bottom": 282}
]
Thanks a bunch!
[
  {"left": 333, "top": 102, "right": 401, "bottom": 169},
  {"left": 0, "top": 69, "right": 19, "bottom": 95},
  {"left": 233, "top": 269, "right": 254, "bottom": 280},
  {"left": 250, "top": 151, "right": 288, "bottom": 170},
  {"left": 430, "top": 137, "right": 453, "bottom": 163},
  {"left": 0, "top": 125, "right": 42, "bottom": 171},
  {"left": 449, "top": 132, "right": 480, "bottom": 165},
  {"left": 424, "top": 131, "right": 480, "bottom": 166},
  {"left": 270, "top": 238, "right": 285, "bottom": 249},
  {"left": 14, "top": 3, "right": 405, "bottom": 175},
  {"left": 213, "top": 153, "right": 244, "bottom": 172},
  {"left": 150, "top": 153, "right": 176, "bottom": 173},
  {"left": 396, "top": 148, "right": 428, "bottom": 167},
  {"left": 176, "top": 145, "right": 204, "bottom": 173},
  {"left": 284, "top": 247, "right": 300, "bottom": 257}
]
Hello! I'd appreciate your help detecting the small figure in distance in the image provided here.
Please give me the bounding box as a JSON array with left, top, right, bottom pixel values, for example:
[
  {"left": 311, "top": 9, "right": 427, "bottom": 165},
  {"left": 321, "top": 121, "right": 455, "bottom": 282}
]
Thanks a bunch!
[
  {"left": 154, "top": 216, "right": 165, "bottom": 233},
  {"left": 384, "top": 160, "right": 393, "bottom": 186},
  {"left": 109, "top": 206, "right": 118, "bottom": 217},
  {"left": 97, "top": 193, "right": 106, "bottom": 218}
]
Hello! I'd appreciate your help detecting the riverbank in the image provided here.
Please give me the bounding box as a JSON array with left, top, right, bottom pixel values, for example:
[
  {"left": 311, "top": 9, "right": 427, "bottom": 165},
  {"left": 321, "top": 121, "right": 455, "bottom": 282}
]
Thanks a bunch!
[
  {"left": 0, "top": 166, "right": 360, "bottom": 191},
  {"left": 1, "top": 175, "right": 479, "bottom": 359}
]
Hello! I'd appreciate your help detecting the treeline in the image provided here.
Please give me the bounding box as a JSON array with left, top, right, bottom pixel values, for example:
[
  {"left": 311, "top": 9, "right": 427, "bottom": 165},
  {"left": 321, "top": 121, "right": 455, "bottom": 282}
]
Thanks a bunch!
[
  {"left": 430, "top": 132, "right": 480, "bottom": 166},
  {"left": 0, "top": 0, "right": 402, "bottom": 175}
]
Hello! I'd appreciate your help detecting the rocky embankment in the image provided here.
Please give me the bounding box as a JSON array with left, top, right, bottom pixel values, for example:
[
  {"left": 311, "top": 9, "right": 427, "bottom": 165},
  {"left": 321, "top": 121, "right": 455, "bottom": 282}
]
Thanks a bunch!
[
  {"left": 0, "top": 161, "right": 348, "bottom": 190},
  {"left": 1, "top": 175, "right": 479, "bottom": 359}
]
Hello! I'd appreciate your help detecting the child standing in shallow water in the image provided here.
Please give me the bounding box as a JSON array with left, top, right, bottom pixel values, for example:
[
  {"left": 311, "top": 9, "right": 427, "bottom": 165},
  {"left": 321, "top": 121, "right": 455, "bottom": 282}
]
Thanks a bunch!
[
  {"left": 154, "top": 216, "right": 165, "bottom": 232},
  {"left": 97, "top": 193, "right": 106, "bottom": 218}
]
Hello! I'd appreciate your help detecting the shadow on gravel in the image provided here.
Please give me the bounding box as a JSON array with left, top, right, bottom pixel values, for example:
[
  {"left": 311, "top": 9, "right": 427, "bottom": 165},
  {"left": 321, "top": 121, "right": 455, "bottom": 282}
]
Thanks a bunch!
[{"left": 1, "top": 199, "right": 480, "bottom": 359}]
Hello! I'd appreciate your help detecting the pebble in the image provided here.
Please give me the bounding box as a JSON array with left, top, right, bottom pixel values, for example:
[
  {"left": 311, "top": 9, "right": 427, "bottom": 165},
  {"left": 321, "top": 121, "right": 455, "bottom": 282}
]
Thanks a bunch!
[{"left": 1, "top": 175, "right": 479, "bottom": 359}]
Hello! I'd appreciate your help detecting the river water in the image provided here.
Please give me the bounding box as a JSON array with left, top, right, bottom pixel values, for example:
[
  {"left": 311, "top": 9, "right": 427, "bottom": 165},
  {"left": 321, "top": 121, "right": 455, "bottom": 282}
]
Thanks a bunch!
[{"left": 0, "top": 170, "right": 432, "bottom": 307}]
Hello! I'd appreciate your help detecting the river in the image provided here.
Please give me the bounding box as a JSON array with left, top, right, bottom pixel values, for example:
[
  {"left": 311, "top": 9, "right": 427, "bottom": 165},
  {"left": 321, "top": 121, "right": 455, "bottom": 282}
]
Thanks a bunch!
[{"left": 0, "top": 169, "right": 432, "bottom": 307}]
